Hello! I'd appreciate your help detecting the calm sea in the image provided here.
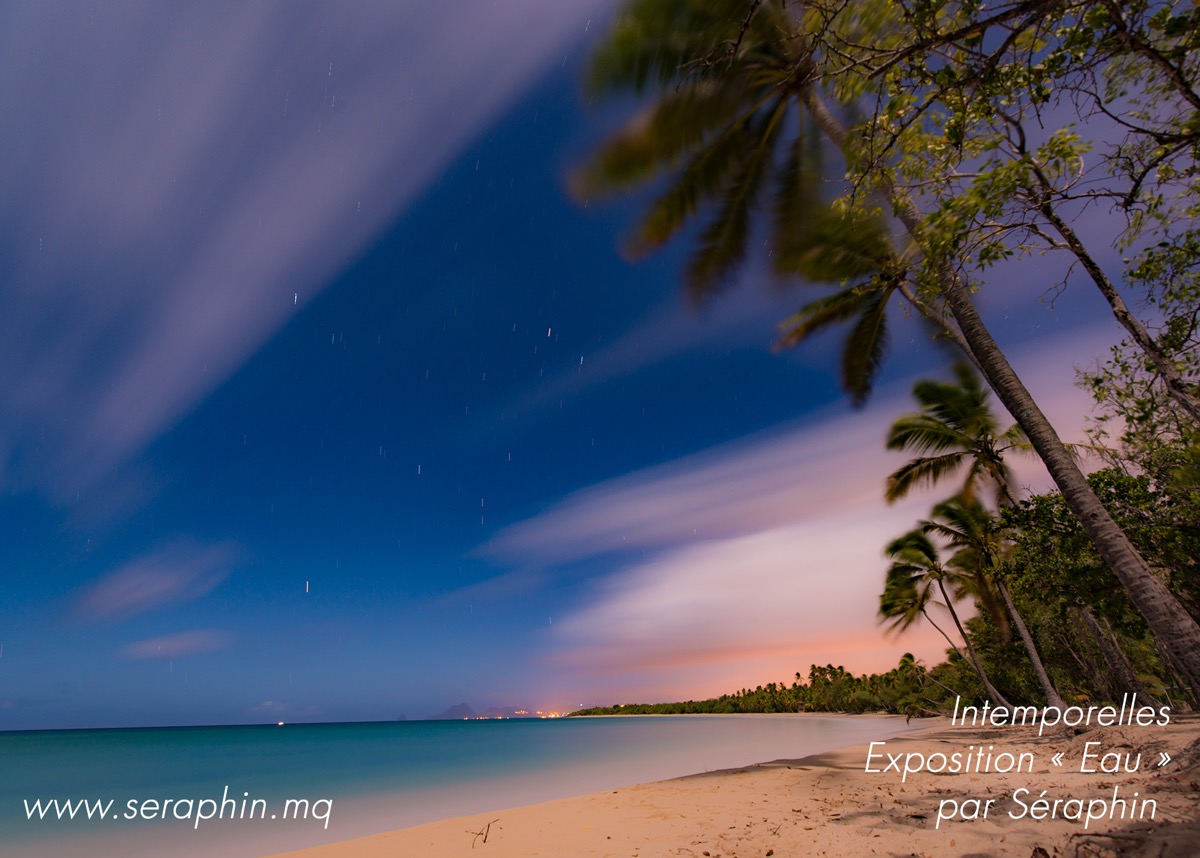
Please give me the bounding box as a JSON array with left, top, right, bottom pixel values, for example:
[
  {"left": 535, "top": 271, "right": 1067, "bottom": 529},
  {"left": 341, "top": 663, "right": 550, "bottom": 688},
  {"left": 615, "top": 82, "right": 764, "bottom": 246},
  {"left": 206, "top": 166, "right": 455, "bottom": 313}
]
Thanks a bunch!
[{"left": 1, "top": 714, "right": 911, "bottom": 857}]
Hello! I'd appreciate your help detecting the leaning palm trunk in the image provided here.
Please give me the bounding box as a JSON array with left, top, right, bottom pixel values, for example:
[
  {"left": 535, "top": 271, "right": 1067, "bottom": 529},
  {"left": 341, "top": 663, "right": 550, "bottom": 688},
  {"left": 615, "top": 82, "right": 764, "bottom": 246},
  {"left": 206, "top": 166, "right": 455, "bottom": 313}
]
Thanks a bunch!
[
  {"left": 935, "top": 579, "right": 1011, "bottom": 708},
  {"left": 1100, "top": 612, "right": 1163, "bottom": 705},
  {"left": 1069, "top": 610, "right": 1115, "bottom": 698},
  {"left": 998, "top": 580, "right": 1065, "bottom": 708},
  {"left": 1077, "top": 607, "right": 1153, "bottom": 702},
  {"left": 921, "top": 607, "right": 967, "bottom": 664},
  {"left": 803, "top": 89, "right": 1200, "bottom": 697},
  {"left": 919, "top": 609, "right": 1008, "bottom": 706}
]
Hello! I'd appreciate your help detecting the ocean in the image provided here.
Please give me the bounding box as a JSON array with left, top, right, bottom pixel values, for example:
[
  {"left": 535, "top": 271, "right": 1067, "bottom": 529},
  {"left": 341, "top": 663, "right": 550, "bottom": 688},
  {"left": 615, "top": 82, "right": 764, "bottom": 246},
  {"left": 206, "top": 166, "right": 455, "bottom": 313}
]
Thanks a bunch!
[{"left": 1, "top": 714, "right": 911, "bottom": 857}]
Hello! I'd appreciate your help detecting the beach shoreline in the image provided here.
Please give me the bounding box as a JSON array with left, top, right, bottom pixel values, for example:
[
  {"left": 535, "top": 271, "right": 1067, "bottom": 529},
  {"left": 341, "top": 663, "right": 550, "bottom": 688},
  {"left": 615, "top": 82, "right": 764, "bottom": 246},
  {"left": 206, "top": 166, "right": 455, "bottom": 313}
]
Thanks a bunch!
[{"left": 274, "top": 714, "right": 1200, "bottom": 858}]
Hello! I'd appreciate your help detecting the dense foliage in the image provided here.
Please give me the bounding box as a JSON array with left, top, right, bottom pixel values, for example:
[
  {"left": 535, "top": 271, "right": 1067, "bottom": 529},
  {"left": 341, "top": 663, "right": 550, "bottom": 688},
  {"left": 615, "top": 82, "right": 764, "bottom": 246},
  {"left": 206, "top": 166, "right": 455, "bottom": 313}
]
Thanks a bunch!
[{"left": 570, "top": 658, "right": 950, "bottom": 717}]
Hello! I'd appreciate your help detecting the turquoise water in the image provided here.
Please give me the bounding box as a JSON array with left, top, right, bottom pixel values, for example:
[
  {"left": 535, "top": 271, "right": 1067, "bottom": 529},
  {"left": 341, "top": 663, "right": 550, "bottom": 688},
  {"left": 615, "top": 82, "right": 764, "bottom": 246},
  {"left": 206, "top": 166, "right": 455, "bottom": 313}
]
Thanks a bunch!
[{"left": 1, "top": 715, "right": 911, "bottom": 857}]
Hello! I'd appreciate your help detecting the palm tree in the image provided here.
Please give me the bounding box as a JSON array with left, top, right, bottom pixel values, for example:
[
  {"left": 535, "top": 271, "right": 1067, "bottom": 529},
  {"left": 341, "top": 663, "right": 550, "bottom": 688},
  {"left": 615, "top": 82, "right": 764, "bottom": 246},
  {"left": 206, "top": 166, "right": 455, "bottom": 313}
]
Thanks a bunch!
[
  {"left": 880, "top": 530, "right": 1011, "bottom": 707},
  {"left": 885, "top": 361, "right": 1028, "bottom": 507},
  {"left": 582, "top": 0, "right": 1200, "bottom": 691},
  {"left": 890, "top": 652, "right": 958, "bottom": 717},
  {"left": 575, "top": 0, "right": 961, "bottom": 404},
  {"left": 923, "top": 496, "right": 1067, "bottom": 708},
  {"left": 884, "top": 364, "right": 1064, "bottom": 705}
]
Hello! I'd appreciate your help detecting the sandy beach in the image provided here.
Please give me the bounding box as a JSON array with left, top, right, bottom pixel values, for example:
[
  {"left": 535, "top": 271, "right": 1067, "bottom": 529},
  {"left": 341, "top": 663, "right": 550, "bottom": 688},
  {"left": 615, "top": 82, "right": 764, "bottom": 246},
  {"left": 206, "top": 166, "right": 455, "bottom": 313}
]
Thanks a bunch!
[{"left": 276, "top": 715, "right": 1200, "bottom": 858}]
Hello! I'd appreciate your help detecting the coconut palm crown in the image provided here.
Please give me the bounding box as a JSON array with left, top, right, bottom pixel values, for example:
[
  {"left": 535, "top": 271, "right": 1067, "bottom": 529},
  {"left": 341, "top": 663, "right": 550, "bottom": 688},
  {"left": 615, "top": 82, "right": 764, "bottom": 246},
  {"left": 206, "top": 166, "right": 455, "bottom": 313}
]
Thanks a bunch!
[
  {"left": 885, "top": 361, "right": 1028, "bottom": 506},
  {"left": 574, "top": 0, "right": 906, "bottom": 404},
  {"left": 879, "top": 528, "right": 1011, "bottom": 706}
]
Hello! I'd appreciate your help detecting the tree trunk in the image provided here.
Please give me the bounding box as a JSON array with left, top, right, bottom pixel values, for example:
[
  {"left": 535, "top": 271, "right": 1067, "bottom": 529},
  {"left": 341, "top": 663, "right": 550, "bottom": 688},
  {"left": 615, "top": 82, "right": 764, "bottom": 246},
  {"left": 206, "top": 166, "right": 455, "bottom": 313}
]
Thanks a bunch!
[
  {"left": 938, "top": 272, "right": 1200, "bottom": 696},
  {"left": 998, "top": 580, "right": 1065, "bottom": 707},
  {"left": 1079, "top": 607, "right": 1149, "bottom": 701},
  {"left": 1059, "top": 624, "right": 1096, "bottom": 690},
  {"left": 935, "top": 578, "right": 1012, "bottom": 707},
  {"left": 1150, "top": 635, "right": 1195, "bottom": 710},
  {"left": 921, "top": 607, "right": 967, "bottom": 663},
  {"left": 802, "top": 88, "right": 1200, "bottom": 699},
  {"left": 1029, "top": 181, "right": 1200, "bottom": 425},
  {"left": 1071, "top": 608, "right": 1116, "bottom": 698},
  {"left": 1101, "top": 614, "right": 1163, "bottom": 706}
]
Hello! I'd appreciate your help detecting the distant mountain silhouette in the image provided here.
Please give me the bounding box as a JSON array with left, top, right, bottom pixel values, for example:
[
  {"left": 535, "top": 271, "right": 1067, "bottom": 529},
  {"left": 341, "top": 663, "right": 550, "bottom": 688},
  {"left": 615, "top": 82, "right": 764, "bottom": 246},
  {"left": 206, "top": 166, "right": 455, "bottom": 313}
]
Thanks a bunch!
[{"left": 425, "top": 703, "right": 479, "bottom": 720}]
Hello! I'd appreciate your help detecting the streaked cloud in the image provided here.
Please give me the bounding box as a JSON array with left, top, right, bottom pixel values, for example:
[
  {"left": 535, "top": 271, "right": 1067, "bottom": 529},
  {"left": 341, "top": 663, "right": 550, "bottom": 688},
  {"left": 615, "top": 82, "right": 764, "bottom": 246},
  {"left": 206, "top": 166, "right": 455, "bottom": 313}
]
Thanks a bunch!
[
  {"left": 547, "top": 517, "right": 939, "bottom": 671},
  {"left": 483, "top": 395, "right": 912, "bottom": 564},
  {"left": 75, "top": 540, "right": 236, "bottom": 621},
  {"left": 0, "top": 0, "right": 608, "bottom": 505},
  {"left": 484, "top": 324, "right": 1118, "bottom": 682},
  {"left": 121, "top": 630, "right": 232, "bottom": 660}
]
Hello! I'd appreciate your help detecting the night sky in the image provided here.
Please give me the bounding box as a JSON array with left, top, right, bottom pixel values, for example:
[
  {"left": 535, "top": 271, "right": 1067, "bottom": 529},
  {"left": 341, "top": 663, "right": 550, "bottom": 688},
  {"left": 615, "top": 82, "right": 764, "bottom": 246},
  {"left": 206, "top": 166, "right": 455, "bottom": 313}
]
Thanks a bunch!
[{"left": 2, "top": 1, "right": 1122, "bottom": 729}]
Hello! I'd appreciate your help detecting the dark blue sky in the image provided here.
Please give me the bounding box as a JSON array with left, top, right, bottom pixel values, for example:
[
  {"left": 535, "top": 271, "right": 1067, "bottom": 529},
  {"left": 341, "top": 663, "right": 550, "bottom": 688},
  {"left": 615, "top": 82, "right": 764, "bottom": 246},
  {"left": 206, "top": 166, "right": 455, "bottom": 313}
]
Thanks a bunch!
[{"left": 0, "top": 1, "right": 1122, "bottom": 729}]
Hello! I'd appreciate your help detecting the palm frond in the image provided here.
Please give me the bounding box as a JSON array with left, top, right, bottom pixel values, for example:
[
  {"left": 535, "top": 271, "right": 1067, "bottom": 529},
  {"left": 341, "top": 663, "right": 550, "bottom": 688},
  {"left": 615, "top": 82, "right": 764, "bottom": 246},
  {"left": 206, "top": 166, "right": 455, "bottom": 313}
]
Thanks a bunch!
[
  {"left": 571, "top": 78, "right": 757, "bottom": 198},
  {"left": 924, "top": 494, "right": 1011, "bottom": 637},
  {"left": 840, "top": 281, "right": 893, "bottom": 406},
  {"left": 586, "top": 0, "right": 786, "bottom": 96},
  {"left": 773, "top": 202, "right": 895, "bottom": 282},
  {"left": 885, "top": 452, "right": 967, "bottom": 502},
  {"left": 770, "top": 113, "right": 821, "bottom": 251},
  {"left": 886, "top": 414, "right": 970, "bottom": 454},
  {"left": 879, "top": 571, "right": 925, "bottom": 633},
  {"left": 885, "top": 530, "right": 940, "bottom": 566},
  {"left": 769, "top": 127, "right": 894, "bottom": 283},
  {"left": 911, "top": 381, "right": 985, "bottom": 435},
  {"left": 928, "top": 494, "right": 992, "bottom": 535},
  {"left": 986, "top": 459, "right": 1016, "bottom": 506},
  {"left": 683, "top": 98, "right": 789, "bottom": 300},
  {"left": 621, "top": 110, "right": 763, "bottom": 258},
  {"left": 998, "top": 421, "right": 1029, "bottom": 446},
  {"left": 770, "top": 126, "right": 896, "bottom": 283},
  {"left": 963, "top": 457, "right": 988, "bottom": 505},
  {"left": 775, "top": 286, "right": 874, "bottom": 350},
  {"left": 920, "top": 518, "right": 965, "bottom": 544}
]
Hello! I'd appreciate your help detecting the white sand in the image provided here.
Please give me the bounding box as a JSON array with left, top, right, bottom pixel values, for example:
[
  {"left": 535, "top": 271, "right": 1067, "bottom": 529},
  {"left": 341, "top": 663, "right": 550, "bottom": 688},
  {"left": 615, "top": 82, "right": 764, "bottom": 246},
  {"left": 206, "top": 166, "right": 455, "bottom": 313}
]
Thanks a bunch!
[{"left": 274, "top": 715, "right": 1200, "bottom": 857}]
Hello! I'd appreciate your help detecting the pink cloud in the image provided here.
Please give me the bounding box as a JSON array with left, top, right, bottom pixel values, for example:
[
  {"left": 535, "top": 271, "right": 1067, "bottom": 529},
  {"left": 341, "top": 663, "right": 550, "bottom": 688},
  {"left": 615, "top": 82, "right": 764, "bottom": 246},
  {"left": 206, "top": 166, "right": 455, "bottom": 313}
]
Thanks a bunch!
[
  {"left": 545, "top": 518, "right": 947, "bottom": 675},
  {"left": 483, "top": 395, "right": 911, "bottom": 563}
]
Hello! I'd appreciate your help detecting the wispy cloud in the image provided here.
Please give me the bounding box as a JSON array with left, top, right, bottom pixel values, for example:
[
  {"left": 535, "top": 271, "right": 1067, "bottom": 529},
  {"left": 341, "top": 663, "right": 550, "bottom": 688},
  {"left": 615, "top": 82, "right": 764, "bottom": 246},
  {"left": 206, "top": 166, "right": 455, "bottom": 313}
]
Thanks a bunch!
[
  {"left": 487, "top": 414, "right": 890, "bottom": 563},
  {"left": 484, "top": 324, "right": 1117, "bottom": 681},
  {"left": 547, "top": 518, "right": 939, "bottom": 671},
  {"left": 75, "top": 540, "right": 236, "bottom": 621},
  {"left": 0, "top": 0, "right": 608, "bottom": 505},
  {"left": 121, "top": 630, "right": 232, "bottom": 660}
]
